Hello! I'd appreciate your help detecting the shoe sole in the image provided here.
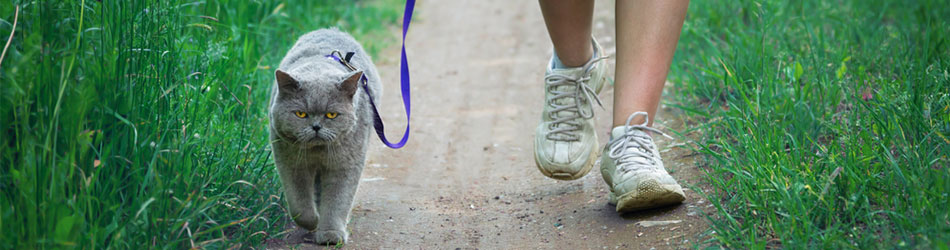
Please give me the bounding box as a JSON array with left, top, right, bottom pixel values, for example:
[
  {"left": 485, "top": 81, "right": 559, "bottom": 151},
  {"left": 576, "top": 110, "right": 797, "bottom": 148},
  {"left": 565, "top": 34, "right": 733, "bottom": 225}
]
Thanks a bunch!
[
  {"left": 613, "top": 180, "right": 685, "bottom": 213},
  {"left": 534, "top": 142, "right": 601, "bottom": 181}
]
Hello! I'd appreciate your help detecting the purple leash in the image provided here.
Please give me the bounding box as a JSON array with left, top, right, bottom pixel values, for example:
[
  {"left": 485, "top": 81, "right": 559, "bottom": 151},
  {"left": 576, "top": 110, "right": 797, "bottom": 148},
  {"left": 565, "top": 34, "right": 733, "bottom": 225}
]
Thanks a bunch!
[{"left": 327, "top": 0, "right": 414, "bottom": 149}]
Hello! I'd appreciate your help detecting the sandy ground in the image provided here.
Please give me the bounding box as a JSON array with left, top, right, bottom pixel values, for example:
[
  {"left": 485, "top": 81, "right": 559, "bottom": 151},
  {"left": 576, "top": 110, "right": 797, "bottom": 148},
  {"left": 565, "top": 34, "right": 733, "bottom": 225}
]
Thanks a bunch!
[{"left": 268, "top": 0, "right": 712, "bottom": 249}]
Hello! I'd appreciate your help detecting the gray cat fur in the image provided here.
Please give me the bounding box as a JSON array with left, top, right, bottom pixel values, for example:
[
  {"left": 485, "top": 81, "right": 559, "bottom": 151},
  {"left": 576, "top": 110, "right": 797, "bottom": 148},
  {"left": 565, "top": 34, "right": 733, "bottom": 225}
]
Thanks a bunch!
[{"left": 268, "top": 28, "right": 382, "bottom": 245}]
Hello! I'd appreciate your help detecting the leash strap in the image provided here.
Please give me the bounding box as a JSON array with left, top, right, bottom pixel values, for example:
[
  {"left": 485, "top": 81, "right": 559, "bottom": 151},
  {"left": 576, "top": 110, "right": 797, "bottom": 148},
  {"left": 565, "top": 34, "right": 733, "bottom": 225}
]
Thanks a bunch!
[{"left": 327, "top": 0, "right": 414, "bottom": 149}]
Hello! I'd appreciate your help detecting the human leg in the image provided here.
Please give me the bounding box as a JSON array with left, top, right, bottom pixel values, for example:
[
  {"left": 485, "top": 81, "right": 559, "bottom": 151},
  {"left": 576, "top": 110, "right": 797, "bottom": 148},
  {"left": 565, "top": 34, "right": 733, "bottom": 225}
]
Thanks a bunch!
[
  {"left": 612, "top": 0, "right": 689, "bottom": 126},
  {"left": 539, "top": 0, "right": 594, "bottom": 67},
  {"left": 534, "top": 0, "right": 609, "bottom": 180},
  {"left": 600, "top": 0, "right": 689, "bottom": 213}
]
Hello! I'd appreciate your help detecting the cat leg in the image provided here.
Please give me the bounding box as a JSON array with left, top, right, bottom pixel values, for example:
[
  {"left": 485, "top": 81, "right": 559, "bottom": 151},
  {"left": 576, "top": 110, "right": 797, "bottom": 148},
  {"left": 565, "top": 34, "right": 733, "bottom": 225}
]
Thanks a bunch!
[
  {"left": 276, "top": 165, "right": 319, "bottom": 231},
  {"left": 312, "top": 165, "right": 363, "bottom": 245}
]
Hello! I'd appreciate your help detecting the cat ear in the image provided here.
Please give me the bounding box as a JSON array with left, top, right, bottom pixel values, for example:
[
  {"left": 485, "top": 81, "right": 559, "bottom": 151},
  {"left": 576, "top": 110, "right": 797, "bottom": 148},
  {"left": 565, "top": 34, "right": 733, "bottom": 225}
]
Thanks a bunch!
[
  {"left": 275, "top": 70, "right": 299, "bottom": 93},
  {"left": 340, "top": 70, "right": 363, "bottom": 98}
]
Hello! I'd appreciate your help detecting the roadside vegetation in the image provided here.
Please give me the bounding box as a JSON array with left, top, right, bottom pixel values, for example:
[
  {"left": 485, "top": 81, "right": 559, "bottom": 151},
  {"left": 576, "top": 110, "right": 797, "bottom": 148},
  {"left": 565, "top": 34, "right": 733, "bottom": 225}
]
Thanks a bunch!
[
  {"left": 671, "top": 0, "right": 949, "bottom": 248},
  {"left": 0, "top": 0, "right": 399, "bottom": 248},
  {"left": 4, "top": 0, "right": 948, "bottom": 248}
]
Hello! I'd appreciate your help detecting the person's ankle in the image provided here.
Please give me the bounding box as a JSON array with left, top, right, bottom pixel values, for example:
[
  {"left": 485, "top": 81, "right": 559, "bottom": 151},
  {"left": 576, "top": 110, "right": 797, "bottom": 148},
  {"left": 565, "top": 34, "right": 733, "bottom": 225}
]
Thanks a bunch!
[{"left": 552, "top": 48, "right": 594, "bottom": 68}]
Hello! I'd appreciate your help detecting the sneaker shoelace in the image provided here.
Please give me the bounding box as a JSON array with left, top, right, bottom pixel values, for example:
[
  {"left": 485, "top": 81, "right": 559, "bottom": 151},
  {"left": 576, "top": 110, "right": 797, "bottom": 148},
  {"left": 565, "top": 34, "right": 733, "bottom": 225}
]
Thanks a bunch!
[
  {"left": 544, "top": 56, "right": 609, "bottom": 141},
  {"left": 607, "top": 112, "right": 673, "bottom": 173}
]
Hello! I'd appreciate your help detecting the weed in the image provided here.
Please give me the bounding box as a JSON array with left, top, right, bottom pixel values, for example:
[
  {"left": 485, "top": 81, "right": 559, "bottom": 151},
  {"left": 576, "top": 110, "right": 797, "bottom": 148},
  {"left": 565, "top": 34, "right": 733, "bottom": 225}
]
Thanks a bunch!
[
  {"left": 0, "top": 0, "right": 400, "bottom": 248},
  {"left": 671, "top": 0, "right": 950, "bottom": 248}
]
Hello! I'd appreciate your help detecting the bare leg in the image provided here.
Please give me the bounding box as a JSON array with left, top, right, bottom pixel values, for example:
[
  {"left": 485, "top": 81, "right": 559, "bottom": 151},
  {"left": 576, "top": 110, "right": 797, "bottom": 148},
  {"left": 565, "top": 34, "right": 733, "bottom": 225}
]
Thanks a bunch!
[
  {"left": 613, "top": 0, "right": 689, "bottom": 127},
  {"left": 539, "top": 0, "right": 594, "bottom": 67}
]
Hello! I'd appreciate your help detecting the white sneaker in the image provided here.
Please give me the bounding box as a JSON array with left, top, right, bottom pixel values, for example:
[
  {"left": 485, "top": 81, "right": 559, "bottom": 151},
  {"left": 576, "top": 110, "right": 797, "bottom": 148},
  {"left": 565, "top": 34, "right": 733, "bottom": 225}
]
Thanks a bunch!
[
  {"left": 534, "top": 38, "right": 609, "bottom": 180},
  {"left": 600, "top": 112, "right": 685, "bottom": 212}
]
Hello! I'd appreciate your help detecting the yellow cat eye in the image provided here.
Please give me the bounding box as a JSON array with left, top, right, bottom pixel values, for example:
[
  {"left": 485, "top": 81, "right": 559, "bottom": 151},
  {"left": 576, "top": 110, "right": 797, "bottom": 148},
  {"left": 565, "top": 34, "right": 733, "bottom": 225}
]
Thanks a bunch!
[
  {"left": 294, "top": 111, "right": 307, "bottom": 118},
  {"left": 325, "top": 112, "right": 338, "bottom": 119}
]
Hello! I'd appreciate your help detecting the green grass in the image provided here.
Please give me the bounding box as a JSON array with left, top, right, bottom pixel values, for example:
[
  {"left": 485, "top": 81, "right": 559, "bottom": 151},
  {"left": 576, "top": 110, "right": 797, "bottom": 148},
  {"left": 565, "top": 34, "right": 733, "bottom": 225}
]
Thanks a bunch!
[
  {"left": 670, "top": 0, "right": 949, "bottom": 248},
  {"left": 0, "top": 0, "right": 400, "bottom": 248}
]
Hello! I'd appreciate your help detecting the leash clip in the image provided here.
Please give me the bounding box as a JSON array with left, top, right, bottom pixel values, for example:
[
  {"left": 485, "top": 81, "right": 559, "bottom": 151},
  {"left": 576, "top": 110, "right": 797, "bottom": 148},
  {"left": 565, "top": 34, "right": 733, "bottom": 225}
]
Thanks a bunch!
[
  {"left": 330, "top": 50, "right": 366, "bottom": 87},
  {"left": 330, "top": 50, "right": 358, "bottom": 72}
]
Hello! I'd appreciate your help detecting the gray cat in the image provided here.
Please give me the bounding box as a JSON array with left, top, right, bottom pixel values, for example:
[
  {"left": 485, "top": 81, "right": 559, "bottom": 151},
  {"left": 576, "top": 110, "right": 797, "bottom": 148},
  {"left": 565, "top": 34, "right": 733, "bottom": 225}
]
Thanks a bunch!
[{"left": 268, "top": 28, "right": 381, "bottom": 245}]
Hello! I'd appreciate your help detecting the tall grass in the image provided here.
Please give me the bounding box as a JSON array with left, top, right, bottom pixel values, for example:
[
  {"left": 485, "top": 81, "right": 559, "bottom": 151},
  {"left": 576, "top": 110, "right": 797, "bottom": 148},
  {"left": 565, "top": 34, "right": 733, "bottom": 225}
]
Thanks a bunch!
[
  {"left": 671, "top": 0, "right": 949, "bottom": 248},
  {"left": 0, "top": 0, "right": 399, "bottom": 248}
]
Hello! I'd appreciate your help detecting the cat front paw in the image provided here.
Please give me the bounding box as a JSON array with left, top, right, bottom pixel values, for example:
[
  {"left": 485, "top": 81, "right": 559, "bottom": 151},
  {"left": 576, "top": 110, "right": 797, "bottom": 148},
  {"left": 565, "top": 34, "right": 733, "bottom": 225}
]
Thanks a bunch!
[{"left": 312, "top": 230, "right": 348, "bottom": 245}]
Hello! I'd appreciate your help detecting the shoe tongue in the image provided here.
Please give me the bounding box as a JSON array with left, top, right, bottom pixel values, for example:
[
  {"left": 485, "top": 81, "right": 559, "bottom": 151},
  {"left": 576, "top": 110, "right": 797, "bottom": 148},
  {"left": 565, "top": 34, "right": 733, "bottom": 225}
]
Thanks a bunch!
[
  {"left": 548, "top": 67, "right": 585, "bottom": 118},
  {"left": 550, "top": 65, "right": 585, "bottom": 75},
  {"left": 610, "top": 126, "right": 629, "bottom": 140},
  {"left": 611, "top": 125, "right": 654, "bottom": 139},
  {"left": 611, "top": 126, "right": 653, "bottom": 168},
  {"left": 611, "top": 126, "right": 651, "bottom": 151}
]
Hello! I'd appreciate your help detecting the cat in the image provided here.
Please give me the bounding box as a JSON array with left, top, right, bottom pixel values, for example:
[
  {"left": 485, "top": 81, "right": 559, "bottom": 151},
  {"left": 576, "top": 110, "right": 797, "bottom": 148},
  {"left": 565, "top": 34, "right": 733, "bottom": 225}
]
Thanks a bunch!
[{"left": 268, "top": 28, "right": 381, "bottom": 245}]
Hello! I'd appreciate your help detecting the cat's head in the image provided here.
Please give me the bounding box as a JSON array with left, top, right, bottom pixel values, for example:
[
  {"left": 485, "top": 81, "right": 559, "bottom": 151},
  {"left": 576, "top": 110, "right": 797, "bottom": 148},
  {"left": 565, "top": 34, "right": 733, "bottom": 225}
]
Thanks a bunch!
[{"left": 271, "top": 63, "right": 362, "bottom": 147}]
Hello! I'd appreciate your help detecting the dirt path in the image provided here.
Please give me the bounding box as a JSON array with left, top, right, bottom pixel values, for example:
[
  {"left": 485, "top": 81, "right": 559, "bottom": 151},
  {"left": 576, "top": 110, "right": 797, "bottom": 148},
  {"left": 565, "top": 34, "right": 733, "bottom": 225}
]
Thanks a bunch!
[{"left": 269, "top": 0, "right": 711, "bottom": 249}]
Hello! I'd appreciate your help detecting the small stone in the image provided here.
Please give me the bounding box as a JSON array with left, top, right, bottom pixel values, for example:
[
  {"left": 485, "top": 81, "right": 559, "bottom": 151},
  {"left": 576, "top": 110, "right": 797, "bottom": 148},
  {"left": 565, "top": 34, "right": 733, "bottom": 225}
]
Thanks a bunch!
[{"left": 637, "top": 220, "right": 682, "bottom": 227}]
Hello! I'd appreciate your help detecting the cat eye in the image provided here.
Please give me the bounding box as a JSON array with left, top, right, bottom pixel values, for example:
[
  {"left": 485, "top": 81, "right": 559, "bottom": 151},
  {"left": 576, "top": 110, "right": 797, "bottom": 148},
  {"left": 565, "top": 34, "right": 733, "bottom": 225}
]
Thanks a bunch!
[
  {"left": 325, "top": 112, "right": 338, "bottom": 119},
  {"left": 294, "top": 111, "right": 308, "bottom": 118}
]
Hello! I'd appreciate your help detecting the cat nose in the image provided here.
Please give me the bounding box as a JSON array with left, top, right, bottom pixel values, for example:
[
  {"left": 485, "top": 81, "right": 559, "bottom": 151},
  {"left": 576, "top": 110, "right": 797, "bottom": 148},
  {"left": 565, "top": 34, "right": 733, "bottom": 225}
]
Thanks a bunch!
[{"left": 311, "top": 124, "right": 322, "bottom": 131}]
